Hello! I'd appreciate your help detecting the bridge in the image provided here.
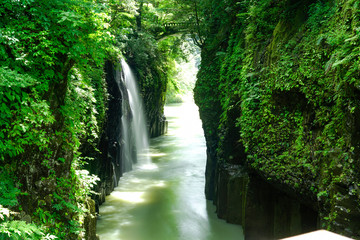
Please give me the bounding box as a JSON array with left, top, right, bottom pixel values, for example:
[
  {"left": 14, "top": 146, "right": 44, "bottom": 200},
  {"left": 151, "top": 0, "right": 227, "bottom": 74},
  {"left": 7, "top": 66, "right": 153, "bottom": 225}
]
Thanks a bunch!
[
  {"left": 155, "top": 21, "right": 198, "bottom": 40},
  {"left": 163, "top": 22, "right": 196, "bottom": 28}
]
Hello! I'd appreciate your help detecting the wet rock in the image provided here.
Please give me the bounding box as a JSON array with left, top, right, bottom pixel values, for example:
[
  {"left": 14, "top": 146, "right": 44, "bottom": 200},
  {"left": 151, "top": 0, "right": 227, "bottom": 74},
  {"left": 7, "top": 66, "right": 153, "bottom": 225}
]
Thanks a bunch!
[
  {"left": 150, "top": 115, "right": 168, "bottom": 138},
  {"left": 329, "top": 183, "right": 360, "bottom": 238},
  {"left": 84, "top": 198, "right": 99, "bottom": 240},
  {"left": 213, "top": 163, "right": 318, "bottom": 240},
  {"left": 85, "top": 61, "right": 129, "bottom": 212},
  {"left": 215, "top": 164, "right": 247, "bottom": 225}
]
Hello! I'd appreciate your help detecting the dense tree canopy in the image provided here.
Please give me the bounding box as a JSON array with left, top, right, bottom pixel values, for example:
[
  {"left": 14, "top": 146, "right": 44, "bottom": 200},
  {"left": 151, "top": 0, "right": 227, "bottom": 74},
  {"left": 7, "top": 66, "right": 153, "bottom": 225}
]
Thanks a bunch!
[{"left": 0, "top": 0, "right": 200, "bottom": 238}]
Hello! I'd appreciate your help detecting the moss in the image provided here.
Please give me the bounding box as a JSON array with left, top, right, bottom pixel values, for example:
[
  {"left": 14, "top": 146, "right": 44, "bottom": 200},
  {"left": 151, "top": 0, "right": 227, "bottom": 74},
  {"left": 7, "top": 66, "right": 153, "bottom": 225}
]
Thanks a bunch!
[{"left": 197, "top": 0, "right": 360, "bottom": 238}]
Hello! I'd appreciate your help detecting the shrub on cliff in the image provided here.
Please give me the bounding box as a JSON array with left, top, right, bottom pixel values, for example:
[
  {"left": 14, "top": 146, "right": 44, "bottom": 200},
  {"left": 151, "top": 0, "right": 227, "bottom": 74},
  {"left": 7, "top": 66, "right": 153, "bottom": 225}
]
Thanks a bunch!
[{"left": 0, "top": 0, "right": 116, "bottom": 238}]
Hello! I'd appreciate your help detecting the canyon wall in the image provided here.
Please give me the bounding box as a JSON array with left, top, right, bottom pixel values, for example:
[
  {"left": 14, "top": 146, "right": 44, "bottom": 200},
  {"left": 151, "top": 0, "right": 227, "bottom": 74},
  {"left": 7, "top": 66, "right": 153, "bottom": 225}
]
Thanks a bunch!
[
  {"left": 85, "top": 59, "right": 168, "bottom": 210},
  {"left": 194, "top": 0, "right": 360, "bottom": 239}
]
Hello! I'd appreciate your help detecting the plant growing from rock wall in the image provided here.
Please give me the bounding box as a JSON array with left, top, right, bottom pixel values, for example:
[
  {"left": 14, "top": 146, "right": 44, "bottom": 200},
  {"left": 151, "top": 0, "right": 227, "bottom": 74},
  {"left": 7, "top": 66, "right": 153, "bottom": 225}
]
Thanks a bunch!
[
  {"left": 121, "top": 0, "right": 200, "bottom": 137},
  {"left": 196, "top": 0, "right": 360, "bottom": 238},
  {"left": 0, "top": 0, "right": 117, "bottom": 238}
]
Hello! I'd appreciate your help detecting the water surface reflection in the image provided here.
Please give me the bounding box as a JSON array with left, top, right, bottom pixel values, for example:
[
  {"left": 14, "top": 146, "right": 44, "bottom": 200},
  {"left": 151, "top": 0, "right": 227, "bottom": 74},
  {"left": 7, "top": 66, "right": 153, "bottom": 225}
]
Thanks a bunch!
[{"left": 97, "top": 102, "right": 244, "bottom": 240}]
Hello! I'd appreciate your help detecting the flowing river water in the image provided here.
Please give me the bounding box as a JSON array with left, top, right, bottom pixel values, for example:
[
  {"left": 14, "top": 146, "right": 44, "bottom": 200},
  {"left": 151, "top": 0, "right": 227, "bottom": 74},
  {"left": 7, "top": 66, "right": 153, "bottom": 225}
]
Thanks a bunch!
[{"left": 96, "top": 101, "right": 244, "bottom": 240}]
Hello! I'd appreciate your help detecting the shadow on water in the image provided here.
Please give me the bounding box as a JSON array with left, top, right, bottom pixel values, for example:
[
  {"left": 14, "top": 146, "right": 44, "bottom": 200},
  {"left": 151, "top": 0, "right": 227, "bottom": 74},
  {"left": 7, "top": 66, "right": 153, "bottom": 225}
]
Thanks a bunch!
[{"left": 97, "top": 101, "right": 244, "bottom": 240}]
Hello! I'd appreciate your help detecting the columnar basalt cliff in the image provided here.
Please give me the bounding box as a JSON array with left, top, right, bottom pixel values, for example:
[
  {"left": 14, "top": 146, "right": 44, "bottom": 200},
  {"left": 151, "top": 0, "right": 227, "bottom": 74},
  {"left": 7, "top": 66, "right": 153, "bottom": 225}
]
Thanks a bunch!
[
  {"left": 85, "top": 58, "right": 168, "bottom": 210},
  {"left": 126, "top": 59, "right": 168, "bottom": 138},
  {"left": 84, "top": 61, "right": 128, "bottom": 209},
  {"left": 125, "top": 36, "right": 169, "bottom": 138},
  {"left": 194, "top": 0, "right": 360, "bottom": 239}
]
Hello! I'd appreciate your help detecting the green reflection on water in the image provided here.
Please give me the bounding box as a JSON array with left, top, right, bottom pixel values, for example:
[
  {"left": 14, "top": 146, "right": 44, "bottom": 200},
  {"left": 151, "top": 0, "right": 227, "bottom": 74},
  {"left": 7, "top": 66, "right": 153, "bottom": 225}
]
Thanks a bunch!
[{"left": 97, "top": 102, "right": 243, "bottom": 240}]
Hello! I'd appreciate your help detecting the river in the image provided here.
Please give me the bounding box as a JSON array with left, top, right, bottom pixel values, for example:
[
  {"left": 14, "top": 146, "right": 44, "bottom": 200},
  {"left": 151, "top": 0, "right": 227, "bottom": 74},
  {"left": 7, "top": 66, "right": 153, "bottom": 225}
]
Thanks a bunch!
[{"left": 96, "top": 101, "right": 244, "bottom": 240}]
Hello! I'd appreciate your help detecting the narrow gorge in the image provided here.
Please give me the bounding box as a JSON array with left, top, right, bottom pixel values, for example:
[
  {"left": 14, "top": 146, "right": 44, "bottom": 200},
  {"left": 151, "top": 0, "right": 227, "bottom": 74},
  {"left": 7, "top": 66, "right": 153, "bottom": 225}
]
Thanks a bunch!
[{"left": 1, "top": 0, "right": 360, "bottom": 240}]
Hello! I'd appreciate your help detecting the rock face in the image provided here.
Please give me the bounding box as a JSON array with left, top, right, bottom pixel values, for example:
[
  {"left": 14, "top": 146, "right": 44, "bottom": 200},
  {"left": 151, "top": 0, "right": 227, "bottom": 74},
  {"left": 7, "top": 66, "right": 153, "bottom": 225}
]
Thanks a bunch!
[
  {"left": 194, "top": 0, "right": 360, "bottom": 239},
  {"left": 149, "top": 114, "right": 168, "bottom": 138},
  {"left": 86, "top": 59, "right": 168, "bottom": 208},
  {"left": 86, "top": 61, "right": 134, "bottom": 209},
  {"left": 214, "top": 163, "right": 318, "bottom": 240},
  {"left": 83, "top": 198, "right": 99, "bottom": 240},
  {"left": 125, "top": 47, "right": 168, "bottom": 139},
  {"left": 79, "top": 58, "right": 169, "bottom": 236}
]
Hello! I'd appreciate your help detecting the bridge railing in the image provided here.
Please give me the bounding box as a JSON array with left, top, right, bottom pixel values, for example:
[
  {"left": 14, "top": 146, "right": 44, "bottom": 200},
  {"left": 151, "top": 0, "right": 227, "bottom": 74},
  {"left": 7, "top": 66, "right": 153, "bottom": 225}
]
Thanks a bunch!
[{"left": 163, "top": 22, "right": 196, "bottom": 28}]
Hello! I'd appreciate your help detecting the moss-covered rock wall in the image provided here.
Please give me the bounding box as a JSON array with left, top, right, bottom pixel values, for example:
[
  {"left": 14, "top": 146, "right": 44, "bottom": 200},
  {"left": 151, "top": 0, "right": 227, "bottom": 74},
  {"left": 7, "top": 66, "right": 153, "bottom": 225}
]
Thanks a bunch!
[
  {"left": 194, "top": 0, "right": 360, "bottom": 239},
  {"left": 125, "top": 34, "right": 169, "bottom": 138},
  {"left": 85, "top": 54, "right": 168, "bottom": 206}
]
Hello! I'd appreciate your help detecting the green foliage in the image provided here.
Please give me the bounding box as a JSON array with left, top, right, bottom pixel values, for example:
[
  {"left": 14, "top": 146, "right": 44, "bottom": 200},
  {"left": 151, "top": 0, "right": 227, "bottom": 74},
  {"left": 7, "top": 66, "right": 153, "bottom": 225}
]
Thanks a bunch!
[
  {"left": 0, "top": 68, "right": 38, "bottom": 88},
  {"left": 0, "top": 170, "right": 20, "bottom": 208},
  {"left": 0, "top": 69, "right": 54, "bottom": 161},
  {"left": 0, "top": 0, "right": 117, "bottom": 238},
  {"left": 0, "top": 0, "right": 115, "bottom": 75},
  {"left": 0, "top": 206, "right": 56, "bottom": 240},
  {"left": 196, "top": 0, "right": 360, "bottom": 234},
  {"left": 125, "top": 29, "right": 190, "bottom": 129},
  {"left": 1, "top": 0, "right": 194, "bottom": 236},
  {"left": 165, "top": 41, "right": 200, "bottom": 103}
]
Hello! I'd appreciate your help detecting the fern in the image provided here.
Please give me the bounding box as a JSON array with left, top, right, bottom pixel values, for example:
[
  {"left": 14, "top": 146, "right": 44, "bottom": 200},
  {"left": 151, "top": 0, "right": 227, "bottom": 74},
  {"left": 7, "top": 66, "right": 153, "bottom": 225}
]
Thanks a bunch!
[
  {"left": 0, "top": 206, "right": 57, "bottom": 240},
  {"left": 0, "top": 220, "right": 42, "bottom": 240}
]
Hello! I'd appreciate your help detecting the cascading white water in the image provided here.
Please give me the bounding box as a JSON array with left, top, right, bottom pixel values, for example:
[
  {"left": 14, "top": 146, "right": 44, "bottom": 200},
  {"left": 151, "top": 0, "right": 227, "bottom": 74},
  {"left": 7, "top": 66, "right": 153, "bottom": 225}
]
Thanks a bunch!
[
  {"left": 119, "top": 84, "right": 133, "bottom": 172},
  {"left": 97, "top": 101, "right": 244, "bottom": 240},
  {"left": 120, "top": 59, "right": 154, "bottom": 170},
  {"left": 98, "top": 58, "right": 244, "bottom": 240}
]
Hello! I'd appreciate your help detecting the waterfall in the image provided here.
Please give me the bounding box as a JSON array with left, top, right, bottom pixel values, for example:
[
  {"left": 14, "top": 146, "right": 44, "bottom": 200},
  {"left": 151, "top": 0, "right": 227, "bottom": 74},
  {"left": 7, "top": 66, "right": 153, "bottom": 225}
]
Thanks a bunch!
[{"left": 118, "top": 59, "right": 154, "bottom": 171}]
